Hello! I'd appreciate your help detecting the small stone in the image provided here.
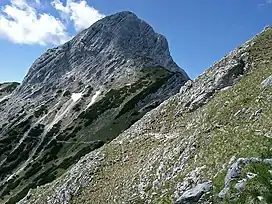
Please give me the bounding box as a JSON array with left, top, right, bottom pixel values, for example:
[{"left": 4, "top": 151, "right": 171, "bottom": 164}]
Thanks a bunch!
[
  {"left": 234, "top": 179, "right": 246, "bottom": 192},
  {"left": 175, "top": 181, "right": 213, "bottom": 204},
  {"left": 153, "top": 179, "right": 159, "bottom": 188},
  {"left": 261, "top": 75, "right": 272, "bottom": 89},
  {"left": 264, "top": 132, "right": 272, "bottom": 138},
  {"left": 257, "top": 196, "right": 264, "bottom": 201},
  {"left": 221, "top": 86, "right": 232, "bottom": 91},
  {"left": 246, "top": 172, "right": 257, "bottom": 179},
  {"left": 175, "top": 111, "right": 182, "bottom": 118}
]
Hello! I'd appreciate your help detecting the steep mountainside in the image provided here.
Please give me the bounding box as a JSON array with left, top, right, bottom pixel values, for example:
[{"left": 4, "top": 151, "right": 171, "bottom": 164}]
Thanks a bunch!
[
  {"left": 0, "top": 12, "right": 189, "bottom": 204},
  {"left": 0, "top": 82, "right": 20, "bottom": 97},
  {"left": 0, "top": 82, "right": 20, "bottom": 110},
  {"left": 20, "top": 27, "right": 272, "bottom": 204}
]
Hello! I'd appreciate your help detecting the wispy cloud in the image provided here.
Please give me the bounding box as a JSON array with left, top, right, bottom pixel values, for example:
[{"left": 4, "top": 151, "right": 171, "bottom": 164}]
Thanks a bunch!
[
  {"left": 0, "top": 0, "right": 104, "bottom": 45},
  {"left": 258, "top": 0, "right": 272, "bottom": 8},
  {"left": 52, "top": 0, "right": 105, "bottom": 32}
]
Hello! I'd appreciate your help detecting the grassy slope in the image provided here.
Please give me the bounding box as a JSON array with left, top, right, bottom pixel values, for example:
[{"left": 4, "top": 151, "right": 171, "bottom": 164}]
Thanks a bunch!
[{"left": 70, "top": 29, "right": 272, "bottom": 203}]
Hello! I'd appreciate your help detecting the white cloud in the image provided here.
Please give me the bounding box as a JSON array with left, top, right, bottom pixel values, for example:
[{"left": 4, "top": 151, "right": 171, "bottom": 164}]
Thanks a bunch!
[
  {"left": 35, "top": 0, "right": 41, "bottom": 5},
  {"left": 0, "top": 0, "right": 104, "bottom": 45},
  {"left": 258, "top": 0, "right": 272, "bottom": 7},
  {"left": 52, "top": 0, "right": 105, "bottom": 31},
  {"left": 0, "top": 0, "right": 69, "bottom": 45}
]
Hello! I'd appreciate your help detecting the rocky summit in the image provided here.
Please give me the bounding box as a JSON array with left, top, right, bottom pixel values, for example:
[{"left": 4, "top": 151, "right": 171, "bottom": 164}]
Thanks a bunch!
[{"left": 0, "top": 11, "right": 272, "bottom": 204}]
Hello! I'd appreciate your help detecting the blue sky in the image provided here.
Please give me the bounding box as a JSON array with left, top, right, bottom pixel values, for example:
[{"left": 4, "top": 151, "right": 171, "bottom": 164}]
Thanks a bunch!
[{"left": 0, "top": 0, "right": 272, "bottom": 82}]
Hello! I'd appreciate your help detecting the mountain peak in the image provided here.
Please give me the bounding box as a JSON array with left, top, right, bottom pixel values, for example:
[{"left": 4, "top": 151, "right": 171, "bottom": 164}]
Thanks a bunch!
[
  {"left": 19, "top": 11, "right": 188, "bottom": 97},
  {"left": 108, "top": 10, "right": 137, "bottom": 18},
  {"left": 68, "top": 10, "right": 184, "bottom": 73}
]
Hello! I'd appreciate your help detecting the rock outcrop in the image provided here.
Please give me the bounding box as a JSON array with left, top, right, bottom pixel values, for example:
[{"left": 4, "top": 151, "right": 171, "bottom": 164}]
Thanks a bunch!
[
  {"left": 175, "top": 181, "right": 213, "bottom": 204},
  {"left": 218, "top": 157, "right": 272, "bottom": 199}
]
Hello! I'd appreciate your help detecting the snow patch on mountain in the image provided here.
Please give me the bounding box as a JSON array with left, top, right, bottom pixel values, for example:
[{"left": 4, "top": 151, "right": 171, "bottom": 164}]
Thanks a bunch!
[
  {"left": 71, "top": 92, "right": 83, "bottom": 102},
  {"left": 87, "top": 90, "right": 101, "bottom": 108}
]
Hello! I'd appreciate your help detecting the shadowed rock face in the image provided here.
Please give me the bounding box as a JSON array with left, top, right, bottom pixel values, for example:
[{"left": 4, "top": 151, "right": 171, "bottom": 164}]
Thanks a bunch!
[
  {"left": 0, "top": 11, "right": 189, "bottom": 203},
  {"left": 0, "top": 82, "right": 20, "bottom": 98},
  {"left": 0, "top": 82, "right": 20, "bottom": 112}
]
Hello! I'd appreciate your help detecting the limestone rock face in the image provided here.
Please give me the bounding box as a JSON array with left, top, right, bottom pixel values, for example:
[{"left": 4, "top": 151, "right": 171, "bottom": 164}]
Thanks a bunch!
[
  {"left": 0, "top": 11, "right": 189, "bottom": 203},
  {"left": 18, "top": 11, "right": 187, "bottom": 98}
]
